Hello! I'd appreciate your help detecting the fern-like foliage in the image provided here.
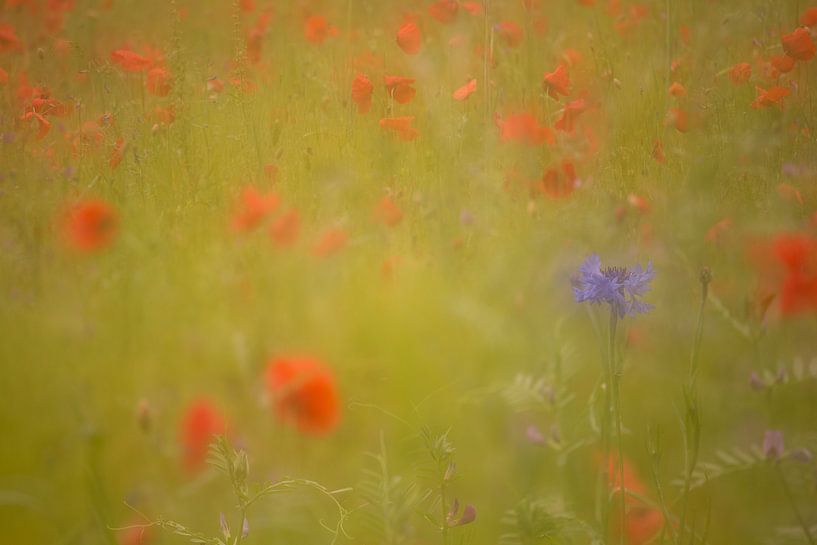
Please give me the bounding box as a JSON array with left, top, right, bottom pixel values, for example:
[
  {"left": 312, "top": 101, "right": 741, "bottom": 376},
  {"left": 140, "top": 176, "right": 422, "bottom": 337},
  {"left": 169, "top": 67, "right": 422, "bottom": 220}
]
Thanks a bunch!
[
  {"left": 356, "top": 433, "right": 432, "bottom": 545},
  {"left": 672, "top": 445, "right": 767, "bottom": 491},
  {"left": 499, "top": 497, "right": 600, "bottom": 545},
  {"left": 501, "top": 374, "right": 574, "bottom": 415}
]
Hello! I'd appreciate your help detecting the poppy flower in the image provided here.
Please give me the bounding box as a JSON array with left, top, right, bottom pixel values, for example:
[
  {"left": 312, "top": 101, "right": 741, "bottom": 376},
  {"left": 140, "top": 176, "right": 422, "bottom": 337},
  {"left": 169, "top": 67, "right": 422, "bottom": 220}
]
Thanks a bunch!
[
  {"left": 304, "top": 15, "right": 336, "bottom": 44},
  {"left": 374, "top": 196, "right": 403, "bottom": 226},
  {"left": 555, "top": 98, "right": 588, "bottom": 132},
  {"left": 751, "top": 85, "right": 790, "bottom": 108},
  {"left": 652, "top": 140, "right": 666, "bottom": 163},
  {"left": 380, "top": 116, "right": 419, "bottom": 141},
  {"left": 599, "top": 454, "right": 664, "bottom": 545},
  {"left": 542, "top": 63, "right": 570, "bottom": 100},
  {"left": 668, "top": 81, "right": 686, "bottom": 96},
  {"left": 782, "top": 27, "right": 816, "bottom": 61},
  {"left": 0, "top": 67, "right": 7, "bottom": 85},
  {"left": 19, "top": 111, "right": 51, "bottom": 140},
  {"left": 802, "top": 7, "right": 817, "bottom": 27},
  {"left": 265, "top": 356, "right": 340, "bottom": 435},
  {"left": 179, "top": 399, "right": 226, "bottom": 472},
  {"left": 270, "top": 209, "right": 300, "bottom": 246},
  {"left": 351, "top": 73, "right": 373, "bottom": 114},
  {"left": 384, "top": 75, "right": 416, "bottom": 104},
  {"left": 495, "top": 21, "right": 523, "bottom": 47},
  {"left": 110, "top": 138, "right": 126, "bottom": 169},
  {"left": 665, "top": 107, "right": 688, "bottom": 132},
  {"left": 146, "top": 67, "right": 171, "bottom": 96},
  {"left": 396, "top": 21, "right": 421, "bottom": 55},
  {"left": 461, "top": 2, "right": 483, "bottom": 15},
  {"left": 728, "top": 62, "right": 751, "bottom": 84},
  {"left": 537, "top": 161, "right": 579, "bottom": 199},
  {"left": 0, "top": 23, "right": 22, "bottom": 53},
  {"left": 752, "top": 233, "right": 817, "bottom": 316},
  {"left": 429, "top": 0, "right": 458, "bottom": 23},
  {"left": 110, "top": 49, "right": 152, "bottom": 72},
  {"left": 61, "top": 199, "right": 118, "bottom": 252},
  {"left": 452, "top": 78, "right": 477, "bottom": 101},
  {"left": 770, "top": 54, "right": 796, "bottom": 74},
  {"left": 312, "top": 228, "right": 348, "bottom": 257},
  {"left": 496, "top": 112, "right": 554, "bottom": 145},
  {"left": 231, "top": 186, "right": 280, "bottom": 232}
]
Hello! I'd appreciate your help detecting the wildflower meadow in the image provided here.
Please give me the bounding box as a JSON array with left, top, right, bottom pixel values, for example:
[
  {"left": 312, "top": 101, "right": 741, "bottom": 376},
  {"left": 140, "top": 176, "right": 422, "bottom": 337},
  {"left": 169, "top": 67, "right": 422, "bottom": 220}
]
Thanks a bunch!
[{"left": 2, "top": 1, "right": 817, "bottom": 544}]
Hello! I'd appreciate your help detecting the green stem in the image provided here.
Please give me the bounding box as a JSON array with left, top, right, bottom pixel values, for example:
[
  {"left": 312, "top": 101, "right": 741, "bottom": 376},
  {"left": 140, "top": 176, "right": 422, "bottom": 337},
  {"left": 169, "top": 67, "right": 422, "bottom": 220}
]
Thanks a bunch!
[
  {"left": 440, "top": 478, "right": 449, "bottom": 545},
  {"left": 608, "top": 310, "right": 625, "bottom": 545},
  {"left": 776, "top": 463, "right": 816, "bottom": 545},
  {"left": 678, "top": 269, "right": 710, "bottom": 544}
]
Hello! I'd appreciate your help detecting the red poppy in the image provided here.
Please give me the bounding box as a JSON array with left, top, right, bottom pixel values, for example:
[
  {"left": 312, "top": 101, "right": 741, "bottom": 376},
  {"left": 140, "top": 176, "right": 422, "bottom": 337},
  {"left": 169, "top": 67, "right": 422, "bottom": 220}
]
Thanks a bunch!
[
  {"left": 536, "top": 161, "right": 579, "bottom": 199},
  {"left": 429, "top": 0, "right": 458, "bottom": 23},
  {"left": 665, "top": 107, "right": 688, "bottom": 132},
  {"left": 265, "top": 356, "right": 341, "bottom": 435},
  {"left": 728, "top": 62, "right": 751, "bottom": 84},
  {"left": 752, "top": 233, "right": 817, "bottom": 316},
  {"left": 313, "top": 228, "right": 348, "bottom": 257},
  {"left": 380, "top": 116, "right": 419, "bottom": 141},
  {"left": 111, "top": 49, "right": 152, "bottom": 72},
  {"left": 782, "top": 27, "right": 815, "bottom": 61},
  {"left": 668, "top": 81, "right": 686, "bottom": 96},
  {"left": 452, "top": 78, "right": 477, "bottom": 101},
  {"left": 0, "top": 67, "right": 7, "bottom": 85},
  {"left": 0, "top": 23, "right": 22, "bottom": 53},
  {"left": 496, "top": 21, "right": 523, "bottom": 47},
  {"left": 19, "top": 111, "right": 51, "bottom": 140},
  {"left": 61, "top": 199, "right": 118, "bottom": 252},
  {"left": 351, "top": 73, "right": 373, "bottom": 114},
  {"left": 384, "top": 75, "right": 416, "bottom": 104},
  {"left": 770, "top": 54, "right": 796, "bottom": 74},
  {"left": 461, "top": 2, "right": 483, "bottom": 16},
  {"left": 270, "top": 209, "right": 300, "bottom": 246},
  {"left": 304, "top": 15, "right": 336, "bottom": 44},
  {"left": 496, "top": 112, "right": 554, "bottom": 145},
  {"left": 146, "top": 67, "right": 171, "bottom": 96},
  {"left": 555, "top": 99, "right": 588, "bottom": 132},
  {"left": 751, "top": 85, "right": 790, "bottom": 108},
  {"left": 231, "top": 186, "right": 280, "bottom": 232},
  {"left": 396, "top": 21, "right": 421, "bottom": 55},
  {"left": 110, "top": 138, "right": 126, "bottom": 169},
  {"left": 374, "top": 196, "right": 403, "bottom": 226},
  {"left": 542, "top": 63, "right": 570, "bottom": 100},
  {"left": 802, "top": 7, "right": 817, "bottom": 27},
  {"left": 652, "top": 140, "right": 666, "bottom": 163},
  {"left": 179, "top": 399, "right": 226, "bottom": 472}
]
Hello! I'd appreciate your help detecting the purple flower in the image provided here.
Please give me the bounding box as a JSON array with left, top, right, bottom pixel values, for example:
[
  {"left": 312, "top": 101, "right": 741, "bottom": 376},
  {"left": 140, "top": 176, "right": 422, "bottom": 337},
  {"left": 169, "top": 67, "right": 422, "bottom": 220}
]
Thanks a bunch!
[
  {"left": 763, "top": 430, "right": 785, "bottom": 460},
  {"left": 572, "top": 254, "right": 655, "bottom": 318}
]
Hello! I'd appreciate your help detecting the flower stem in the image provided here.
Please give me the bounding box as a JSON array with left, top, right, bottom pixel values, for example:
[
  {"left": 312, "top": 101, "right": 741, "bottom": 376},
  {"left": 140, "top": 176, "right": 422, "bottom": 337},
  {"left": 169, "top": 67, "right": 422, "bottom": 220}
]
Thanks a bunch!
[
  {"left": 608, "top": 310, "right": 625, "bottom": 545},
  {"left": 776, "top": 463, "right": 816, "bottom": 545}
]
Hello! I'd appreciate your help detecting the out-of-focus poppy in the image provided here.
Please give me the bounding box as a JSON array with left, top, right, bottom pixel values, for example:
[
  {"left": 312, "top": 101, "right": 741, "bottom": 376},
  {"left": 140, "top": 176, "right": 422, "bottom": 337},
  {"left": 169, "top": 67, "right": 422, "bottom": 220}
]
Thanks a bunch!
[
  {"left": 231, "top": 186, "right": 280, "bottom": 232},
  {"left": 313, "top": 228, "right": 348, "bottom": 257},
  {"left": 265, "top": 356, "right": 340, "bottom": 435},
  {"left": 452, "top": 78, "right": 477, "bottom": 101},
  {"left": 496, "top": 21, "right": 523, "bottom": 47},
  {"left": 542, "top": 64, "right": 569, "bottom": 100},
  {"left": 111, "top": 49, "right": 152, "bottom": 72},
  {"left": 61, "top": 199, "right": 118, "bottom": 252},
  {"left": 380, "top": 116, "right": 419, "bottom": 141},
  {"left": 384, "top": 75, "right": 416, "bottom": 104},
  {"left": 751, "top": 85, "right": 790, "bottom": 108},
  {"left": 782, "top": 27, "right": 815, "bottom": 61},
  {"left": 270, "top": 209, "right": 300, "bottom": 246},
  {"left": 179, "top": 399, "right": 226, "bottom": 472},
  {"left": 396, "top": 21, "right": 421, "bottom": 55},
  {"left": 429, "top": 0, "right": 458, "bottom": 23},
  {"left": 351, "top": 73, "right": 373, "bottom": 113},
  {"left": 374, "top": 196, "right": 403, "bottom": 226},
  {"left": 728, "top": 62, "right": 751, "bottom": 84}
]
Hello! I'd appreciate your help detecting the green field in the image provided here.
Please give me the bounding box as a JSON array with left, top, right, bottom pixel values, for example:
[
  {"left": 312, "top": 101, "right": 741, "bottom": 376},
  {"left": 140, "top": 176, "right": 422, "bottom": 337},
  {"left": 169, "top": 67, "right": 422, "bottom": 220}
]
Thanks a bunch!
[{"left": 2, "top": 1, "right": 817, "bottom": 544}]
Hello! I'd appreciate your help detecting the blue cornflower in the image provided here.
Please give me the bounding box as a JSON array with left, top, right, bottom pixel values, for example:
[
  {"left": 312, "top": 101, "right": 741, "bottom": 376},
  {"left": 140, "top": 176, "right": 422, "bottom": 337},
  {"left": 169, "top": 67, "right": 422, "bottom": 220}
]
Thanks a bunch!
[{"left": 572, "top": 254, "right": 655, "bottom": 318}]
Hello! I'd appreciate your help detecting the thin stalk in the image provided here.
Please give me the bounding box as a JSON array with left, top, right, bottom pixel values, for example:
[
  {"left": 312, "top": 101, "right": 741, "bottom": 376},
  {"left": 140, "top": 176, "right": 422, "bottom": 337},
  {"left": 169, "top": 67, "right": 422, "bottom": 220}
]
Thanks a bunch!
[
  {"left": 776, "top": 463, "right": 816, "bottom": 545},
  {"left": 440, "top": 478, "right": 449, "bottom": 545},
  {"left": 677, "top": 269, "right": 710, "bottom": 543},
  {"left": 609, "top": 310, "right": 625, "bottom": 545}
]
